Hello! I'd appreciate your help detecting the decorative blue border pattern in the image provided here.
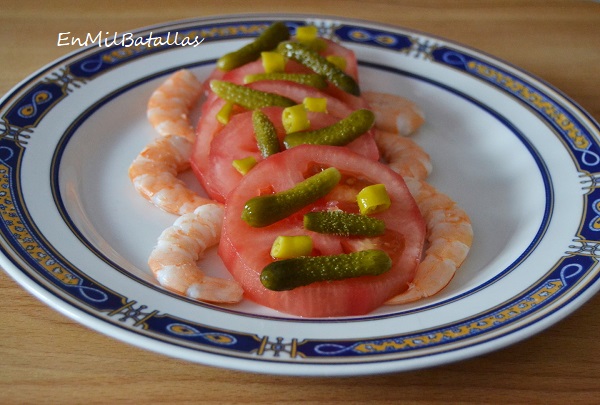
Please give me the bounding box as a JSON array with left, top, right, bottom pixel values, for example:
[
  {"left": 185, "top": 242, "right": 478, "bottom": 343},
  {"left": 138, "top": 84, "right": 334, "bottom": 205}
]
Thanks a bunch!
[
  {"left": 1, "top": 17, "right": 599, "bottom": 366},
  {"left": 432, "top": 48, "right": 600, "bottom": 170}
]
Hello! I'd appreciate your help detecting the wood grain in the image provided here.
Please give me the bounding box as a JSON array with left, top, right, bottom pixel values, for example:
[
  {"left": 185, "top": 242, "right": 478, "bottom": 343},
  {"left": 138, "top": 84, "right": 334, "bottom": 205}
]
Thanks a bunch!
[{"left": 1, "top": 1, "right": 599, "bottom": 403}]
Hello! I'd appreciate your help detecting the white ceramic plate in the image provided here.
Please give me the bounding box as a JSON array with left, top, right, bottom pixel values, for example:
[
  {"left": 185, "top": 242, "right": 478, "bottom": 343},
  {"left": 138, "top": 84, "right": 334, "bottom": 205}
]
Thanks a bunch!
[{"left": 1, "top": 14, "right": 599, "bottom": 376}]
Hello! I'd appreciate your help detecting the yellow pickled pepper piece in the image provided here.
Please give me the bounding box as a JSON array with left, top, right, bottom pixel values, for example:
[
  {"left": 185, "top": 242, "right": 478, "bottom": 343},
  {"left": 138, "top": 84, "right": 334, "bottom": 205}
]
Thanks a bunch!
[
  {"left": 270, "top": 235, "right": 313, "bottom": 259},
  {"left": 326, "top": 55, "right": 347, "bottom": 71},
  {"left": 216, "top": 101, "right": 235, "bottom": 124},
  {"left": 303, "top": 97, "right": 327, "bottom": 113},
  {"left": 261, "top": 51, "right": 286, "bottom": 73},
  {"left": 295, "top": 25, "right": 319, "bottom": 42},
  {"left": 232, "top": 156, "right": 257, "bottom": 175},
  {"left": 282, "top": 104, "right": 310, "bottom": 133},
  {"left": 357, "top": 184, "right": 391, "bottom": 215}
]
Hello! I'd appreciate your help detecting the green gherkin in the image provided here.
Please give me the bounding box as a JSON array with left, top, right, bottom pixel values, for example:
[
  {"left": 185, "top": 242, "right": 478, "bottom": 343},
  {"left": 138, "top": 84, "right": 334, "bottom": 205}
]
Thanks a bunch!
[
  {"left": 242, "top": 167, "right": 342, "bottom": 228},
  {"left": 260, "top": 250, "right": 392, "bottom": 291},
  {"left": 210, "top": 80, "right": 295, "bottom": 109},
  {"left": 283, "top": 109, "right": 375, "bottom": 148},
  {"left": 252, "top": 110, "right": 280, "bottom": 158},
  {"left": 303, "top": 211, "right": 386, "bottom": 237},
  {"left": 276, "top": 41, "right": 361, "bottom": 96},
  {"left": 217, "top": 21, "right": 290, "bottom": 71}
]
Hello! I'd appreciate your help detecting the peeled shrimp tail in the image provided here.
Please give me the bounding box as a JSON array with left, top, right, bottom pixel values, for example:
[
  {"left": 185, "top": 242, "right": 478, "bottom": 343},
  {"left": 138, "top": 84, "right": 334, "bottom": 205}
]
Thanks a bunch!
[
  {"left": 147, "top": 69, "right": 202, "bottom": 142},
  {"left": 374, "top": 130, "right": 432, "bottom": 181},
  {"left": 363, "top": 91, "right": 425, "bottom": 136},
  {"left": 128, "top": 134, "right": 214, "bottom": 215},
  {"left": 148, "top": 204, "right": 243, "bottom": 304},
  {"left": 386, "top": 177, "right": 473, "bottom": 305}
]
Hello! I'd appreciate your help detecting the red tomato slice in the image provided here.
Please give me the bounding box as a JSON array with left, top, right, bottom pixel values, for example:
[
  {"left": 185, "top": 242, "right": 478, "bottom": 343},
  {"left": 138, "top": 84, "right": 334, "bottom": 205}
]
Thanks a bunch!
[
  {"left": 219, "top": 145, "right": 426, "bottom": 317},
  {"left": 190, "top": 91, "right": 226, "bottom": 192},
  {"left": 190, "top": 88, "right": 378, "bottom": 202},
  {"left": 191, "top": 79, "right": 377, "bottom": 201},
  {"left": 203, "top": 107, "right": 379, "bottom": 202},
  {"left": 191, "top": 38, "right": 369, "bottom": 201}
]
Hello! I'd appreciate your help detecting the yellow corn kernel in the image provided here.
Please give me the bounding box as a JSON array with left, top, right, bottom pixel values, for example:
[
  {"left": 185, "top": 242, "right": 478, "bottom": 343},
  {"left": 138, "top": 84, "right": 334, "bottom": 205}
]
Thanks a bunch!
[
  {"left": 303, "top": 97, "right": 327, "bottom": 113},
  {"left": 357, "top": 184, "right": 391, "bottom": 215},
  {"left": 261, "top": 51, "right": 286, "bottom": 73},
  {"left": 282, "top": 104, "right": 310, "bottom": 133},
  {"left": 232, "top": 156, "right": 257, "bottom": 175},
  {"left": 270, "top": 235, "right": 313, "bottom": 259},
  {"left": 216, "top": 101, "right": 235, "bottom": 124},
  {"left": 295, "top": 25, "right": 318, "bottom": 42},
  {"left": 326, "top": 55, "right": 347, "bottom": 71}
]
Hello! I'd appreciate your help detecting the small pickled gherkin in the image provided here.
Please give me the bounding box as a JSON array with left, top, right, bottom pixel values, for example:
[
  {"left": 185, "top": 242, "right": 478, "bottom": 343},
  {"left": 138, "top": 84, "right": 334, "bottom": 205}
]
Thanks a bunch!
[
  {"left": 283, "top": 109, "right": 375, "bottom": 148},
  {"left": 210, "top": 80, "right": 295, "bottom": 110},
  {"left": 276, "top": 41, "right": 360, "bottom": 95},
  {"left": 303, "top": 211, "right": 385, "bottom": 237},
  {"left": 252, "top": 110, "right": 280, "bottom": 158},
  {"left": 243, "top": 72, "right": 328, "bottom": 89},
  {"left": 260, "top": 249, "right": 392, "bottom": 291},
  {"left": 242, "top": 167, "right": 341, "bottom": 228},
  {"left": 217, "top": 21, "right": 290, "bottom": 71}
]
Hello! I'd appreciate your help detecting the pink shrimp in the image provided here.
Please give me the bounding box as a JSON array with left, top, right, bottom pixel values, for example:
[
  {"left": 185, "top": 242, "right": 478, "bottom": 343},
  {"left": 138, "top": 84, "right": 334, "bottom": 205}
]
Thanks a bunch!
[
  {"left": 363, "top": 91, "right": 425, "bottom": 136},
  {"left": 137, "top": 70, "right": 241, "bottom": 303},
  {"left": 148, "top": 204, "right": 243, "bottom": 303},
  {"left": 374, "top": 130, "right": 432, "bottom": 181},
  {"left": 386, "top": 177, "right": 473, "bottom": 305},
  {"left": 147, "top": 69, "right": 203, "bottom": 142},
  {"left": 128, "top": 134, "right": 214, "bottom": 215}
]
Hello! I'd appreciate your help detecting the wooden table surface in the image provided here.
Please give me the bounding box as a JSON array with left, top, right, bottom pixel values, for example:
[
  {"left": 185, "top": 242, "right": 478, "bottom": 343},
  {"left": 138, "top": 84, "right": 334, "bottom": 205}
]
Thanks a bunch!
[{"left": 1, "top": 0, "right": 599, "bottom": 403}]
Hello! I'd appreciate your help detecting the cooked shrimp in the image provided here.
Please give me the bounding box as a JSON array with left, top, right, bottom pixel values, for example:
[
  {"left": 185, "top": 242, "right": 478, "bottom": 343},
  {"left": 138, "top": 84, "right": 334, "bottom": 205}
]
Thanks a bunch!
[
  {"left": 386, "top": 177, "right": 473, "bottom": 305},
  {"left": 374, "top": 130, "right": 432, "bottom": 181},
  {"left": 128, "top": 134, "right": 214, "bottom": 215},
  {"left": 147, "top": 69, "right": 203, "bottom": 142},
  {"left": 148, "top": 204, "right": 243, "bottom": 303},
  {"left": 363, "top": 91, "right": 425, "bottom": 136}
]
